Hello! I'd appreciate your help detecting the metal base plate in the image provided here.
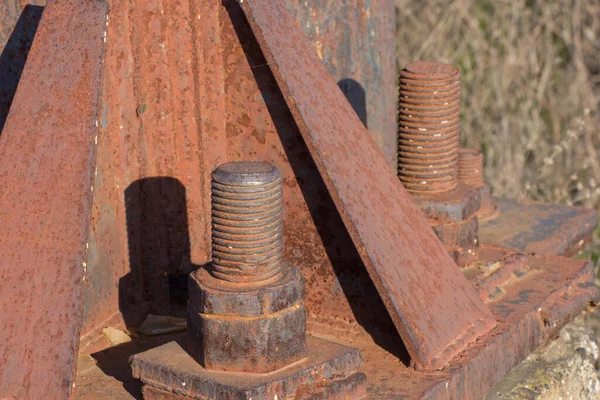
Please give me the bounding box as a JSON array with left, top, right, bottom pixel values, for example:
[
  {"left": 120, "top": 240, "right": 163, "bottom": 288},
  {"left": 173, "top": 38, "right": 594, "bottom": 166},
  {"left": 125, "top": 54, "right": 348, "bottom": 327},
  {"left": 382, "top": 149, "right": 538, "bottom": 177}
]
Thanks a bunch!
[
  {"left": 74, "top": 246, "right": 597, "bottom": 399},
  {"left": 130, "top": 336, "right": 366, "bottom": 399},
  {"left": 480, "top": 199, "right": 598, "bottom": 256},
  {"left": 355, "top": 247, "right": 598, "bottom": 398}
]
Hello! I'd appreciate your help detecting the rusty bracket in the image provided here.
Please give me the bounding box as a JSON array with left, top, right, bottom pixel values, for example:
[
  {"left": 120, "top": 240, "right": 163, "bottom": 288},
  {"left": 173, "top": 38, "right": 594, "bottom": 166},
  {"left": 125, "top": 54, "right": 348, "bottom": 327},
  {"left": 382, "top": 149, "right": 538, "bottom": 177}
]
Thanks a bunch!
[{"left": 239, "top": 0, "right": 496, "bottom": 370}]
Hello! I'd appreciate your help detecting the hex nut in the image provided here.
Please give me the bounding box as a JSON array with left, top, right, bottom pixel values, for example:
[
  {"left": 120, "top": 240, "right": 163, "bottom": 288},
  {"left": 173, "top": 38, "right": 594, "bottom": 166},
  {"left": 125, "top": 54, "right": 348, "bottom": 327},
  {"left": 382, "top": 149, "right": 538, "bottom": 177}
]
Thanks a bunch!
[
  {"left": 188, "top": 261, "right": 304, "bottom": 316},
  {"left": 432, "top": 214, "right": 479, "bottom": 266},
  {"left": 414, "top": 183, "right": 481, "bottom": 224},
  {"left": 187, "top": 263, "right": 307, "bottom": 373}
]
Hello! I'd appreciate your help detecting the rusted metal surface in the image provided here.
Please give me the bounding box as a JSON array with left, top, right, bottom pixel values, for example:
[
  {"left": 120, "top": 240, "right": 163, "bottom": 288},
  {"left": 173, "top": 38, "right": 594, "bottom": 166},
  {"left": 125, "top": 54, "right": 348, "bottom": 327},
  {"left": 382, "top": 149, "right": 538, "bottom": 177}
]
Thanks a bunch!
[
  {"left": 187, "top": 162, "right": 307, "bottom": 373},
  {"left": 82, "top": 0, "right": 212, "bottom": 331},
  {"left": 0, "top": 0, "right": 107, "bottom": 397},
  {"left": 0, "top": 0, "right": 595, "bottom": 398},
  {"left": 458, "top": 148, "right": 484, "bottom": 188},
  {"left": 480, "top": 199, "right": 599, "bottom": 256},
  {"left": 0, "top": 0, "right": 46, "bottom": 48},
  {"left": 60, "top": 1, "right": 598, "bottom": 397},
  {"left": 188, "top": 264, "right": 306, "bottom": 373},
  {"left": 288, "top": 0, "right": 397, "bottom": 166},
  {"left": 414, "top": 182, "right": 481, "bottom": 267},
  {"left": 0, "top": 0, "right": 46, "bottom": 134},
  {"left": 416, "top": 183, "right": 481, "bottom": 224},
  {"left": 432, "top": 215, "right": 479, "bottom": 266},
  {"left": 358, "top": 248, "right": 598, "bottom": 399},
  {"left": 77, "top": 3, "right": 403, "bottom": 393},
  {"left": 462, "top": 251, "right": 531, "bottom": 303},
  {"left": 75, "top": 246, "right": 597, "bottom": 399},
  {"left": 81, "top": 0, "right": 398, "bottom": 341},
  {"left": 131, "top": 336, "right": 366, "bottom": 399},
  {"left": 398, "top": 61, "right": 460, "bottom": 194},
  {"left": 239, "top": 0, "right": 495, "bottom": 370}
]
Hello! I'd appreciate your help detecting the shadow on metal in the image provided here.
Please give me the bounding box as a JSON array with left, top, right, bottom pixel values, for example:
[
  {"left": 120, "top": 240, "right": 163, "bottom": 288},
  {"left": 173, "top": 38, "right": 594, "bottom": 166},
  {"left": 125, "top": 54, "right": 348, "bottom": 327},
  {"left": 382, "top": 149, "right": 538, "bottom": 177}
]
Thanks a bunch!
[
  {"left": 98, "top": 177, "right": 199, "bottom": 398},
  {"left": 338, "top": 78, "right": 368, "bottom": 129},
  {"left": 91, "top": 332, "right": 187, "bottom": 399},
  {"left": 121, "top": 177, "right": 193, "bottom": 328},
  {"left": 0, "top": 4, "right": 43, "bottom": 134},
  {"left": 223, "top": 0, "right": 410, "bottom": 365}
]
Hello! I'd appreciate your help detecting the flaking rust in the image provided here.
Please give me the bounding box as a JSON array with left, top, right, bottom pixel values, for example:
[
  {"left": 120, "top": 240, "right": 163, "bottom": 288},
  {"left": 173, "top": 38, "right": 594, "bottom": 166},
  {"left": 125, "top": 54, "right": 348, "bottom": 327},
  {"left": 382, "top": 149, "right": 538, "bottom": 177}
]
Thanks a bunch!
[{"left": 239, "top": 0, "right": 496, "bottom": 370}]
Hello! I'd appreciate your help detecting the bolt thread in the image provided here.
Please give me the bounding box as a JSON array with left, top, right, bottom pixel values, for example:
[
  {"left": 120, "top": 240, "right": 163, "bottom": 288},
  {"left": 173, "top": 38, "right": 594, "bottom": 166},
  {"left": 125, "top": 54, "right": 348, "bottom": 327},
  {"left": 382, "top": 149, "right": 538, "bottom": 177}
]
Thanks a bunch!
[
  {"left": 458, "top": 148, "right": 485, "bottom": 188},
  {"left": 397, "top": 61, "right": 460, "bottom": 194},
  {"left": 210, "top": 162, "right": 283, "bottom": 284}
]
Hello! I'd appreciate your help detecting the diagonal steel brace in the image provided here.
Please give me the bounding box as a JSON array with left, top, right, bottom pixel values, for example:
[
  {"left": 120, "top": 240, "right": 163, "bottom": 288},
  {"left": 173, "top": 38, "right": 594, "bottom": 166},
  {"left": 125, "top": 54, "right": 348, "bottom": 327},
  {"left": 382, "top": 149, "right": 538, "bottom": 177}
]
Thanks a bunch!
[{"left": 239, "top": 0, "right": 496, "bottom": 370}]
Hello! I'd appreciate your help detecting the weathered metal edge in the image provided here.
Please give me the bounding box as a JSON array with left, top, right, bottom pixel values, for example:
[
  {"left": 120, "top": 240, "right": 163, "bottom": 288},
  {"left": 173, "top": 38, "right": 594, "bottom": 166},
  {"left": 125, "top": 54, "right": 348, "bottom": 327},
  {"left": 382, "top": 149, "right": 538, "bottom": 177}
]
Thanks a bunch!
[
  {"left": 480, "top": 199, "right": 599, "bottom": 256},
  {"left": 423, "top": 258, "right": 598, "bottom": 399},
  {"left": 130, "top": 336, "right": 364, "bottom": 399},
  {"left": 0, "top": 0, "right": 107, "bottom": 398}
]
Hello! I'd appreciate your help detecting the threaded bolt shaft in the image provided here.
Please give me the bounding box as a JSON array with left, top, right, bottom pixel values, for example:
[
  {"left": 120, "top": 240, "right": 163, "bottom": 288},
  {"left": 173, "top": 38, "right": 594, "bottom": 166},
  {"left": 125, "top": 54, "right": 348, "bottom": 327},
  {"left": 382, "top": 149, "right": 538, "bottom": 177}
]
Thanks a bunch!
[
  {"left": 458, "top": 148, "right": 485, "bottom": 188},
  {"left": 397, "top": 60, "right": 461, "bottom": 194},
  {"left": 210, "top": 161, "right": 283, "bottom": 285}
]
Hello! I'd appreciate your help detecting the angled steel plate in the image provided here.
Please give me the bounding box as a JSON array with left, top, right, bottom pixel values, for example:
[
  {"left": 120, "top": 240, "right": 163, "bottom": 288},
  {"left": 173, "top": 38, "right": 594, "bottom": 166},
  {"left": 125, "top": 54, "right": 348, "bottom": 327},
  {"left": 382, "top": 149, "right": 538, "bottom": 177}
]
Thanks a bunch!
[{"left": 240, "top": 0, "right": 496, "bottom": 369}]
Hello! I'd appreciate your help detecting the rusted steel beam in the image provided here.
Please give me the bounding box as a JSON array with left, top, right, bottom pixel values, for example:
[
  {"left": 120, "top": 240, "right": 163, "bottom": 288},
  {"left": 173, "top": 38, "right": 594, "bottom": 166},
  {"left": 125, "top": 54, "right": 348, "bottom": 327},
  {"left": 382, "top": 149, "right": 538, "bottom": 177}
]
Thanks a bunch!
[
  {"left": 0, "top": 0, "right": 107, "bottom": 398},
  {"left": 239, "top": 0, "right": 496, "bottom": 369}
]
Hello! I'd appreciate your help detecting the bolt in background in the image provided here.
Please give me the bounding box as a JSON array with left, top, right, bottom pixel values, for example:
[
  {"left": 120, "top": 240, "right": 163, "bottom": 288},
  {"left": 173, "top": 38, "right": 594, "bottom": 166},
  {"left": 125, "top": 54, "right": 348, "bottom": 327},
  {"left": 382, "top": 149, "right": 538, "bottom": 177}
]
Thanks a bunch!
[
  {"left": 458, "top": 148, "right": 485, "bottom": 189},
  {"left": 397, "top": 60, "right": 461, "bottom": 194}
]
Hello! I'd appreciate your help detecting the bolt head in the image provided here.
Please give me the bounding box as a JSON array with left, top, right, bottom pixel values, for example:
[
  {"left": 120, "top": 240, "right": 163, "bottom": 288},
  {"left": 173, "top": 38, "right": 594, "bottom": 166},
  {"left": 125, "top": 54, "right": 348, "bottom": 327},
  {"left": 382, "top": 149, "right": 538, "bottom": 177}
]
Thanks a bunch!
[{"left": 212, "top": 161, "right": 281, "bottom": 186}]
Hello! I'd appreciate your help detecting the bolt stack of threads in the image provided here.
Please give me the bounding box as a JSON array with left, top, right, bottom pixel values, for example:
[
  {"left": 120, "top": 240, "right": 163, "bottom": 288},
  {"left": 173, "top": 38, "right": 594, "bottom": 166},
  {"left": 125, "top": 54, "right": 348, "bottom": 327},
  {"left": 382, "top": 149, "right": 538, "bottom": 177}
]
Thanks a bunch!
[
  {"left": 397, "top": 61, "right": 483, "bottom": 266},
  {"left": 397, "top": 60, "right": 461, "bottom": 195},
  {"left": 210, "top": 161, "right": 284, "bottom": 285},
  {"left": 458, "top": 148, "right": 497, "bottom": 219},
  {"left": 457, "top": 148, "right": 484, "bottom": 188}
]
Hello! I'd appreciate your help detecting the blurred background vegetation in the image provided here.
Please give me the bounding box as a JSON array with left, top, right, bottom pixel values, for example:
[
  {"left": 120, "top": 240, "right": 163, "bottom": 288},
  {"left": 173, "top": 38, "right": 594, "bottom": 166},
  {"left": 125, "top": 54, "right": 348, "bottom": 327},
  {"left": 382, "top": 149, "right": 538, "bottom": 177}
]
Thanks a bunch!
[{"left": 395, "top": 0, "right": 600, "bottom": 262}]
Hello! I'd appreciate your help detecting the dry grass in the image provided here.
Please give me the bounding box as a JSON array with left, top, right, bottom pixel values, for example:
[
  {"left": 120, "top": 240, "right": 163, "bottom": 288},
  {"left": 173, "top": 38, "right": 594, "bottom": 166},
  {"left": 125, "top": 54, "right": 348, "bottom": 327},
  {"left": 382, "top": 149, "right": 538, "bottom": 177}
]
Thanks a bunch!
[{"left": 396, "top": 0, "right": 600, "bottom": 209}]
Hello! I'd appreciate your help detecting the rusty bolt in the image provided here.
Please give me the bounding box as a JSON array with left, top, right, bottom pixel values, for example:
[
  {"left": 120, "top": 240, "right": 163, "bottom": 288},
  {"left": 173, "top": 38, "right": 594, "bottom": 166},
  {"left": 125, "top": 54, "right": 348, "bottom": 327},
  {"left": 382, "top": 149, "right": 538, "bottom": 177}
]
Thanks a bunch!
[
  {"left": 397, "top": 61, "right": 483, "bottom": 266},
  {"left": 210, "top": 161, "right": 283, "bottom": 285},
  {"left": 397, "top": 60, "right": 461, "bottom": 194},
  {"left": 458, "top": 148, "right": 498, "bottom": 219},
  {"left": 188, "top": 161, "right": 307, "bottom": 374},
  {"left": 458, "top": 148, "right": 484, "bottom": 188}
]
